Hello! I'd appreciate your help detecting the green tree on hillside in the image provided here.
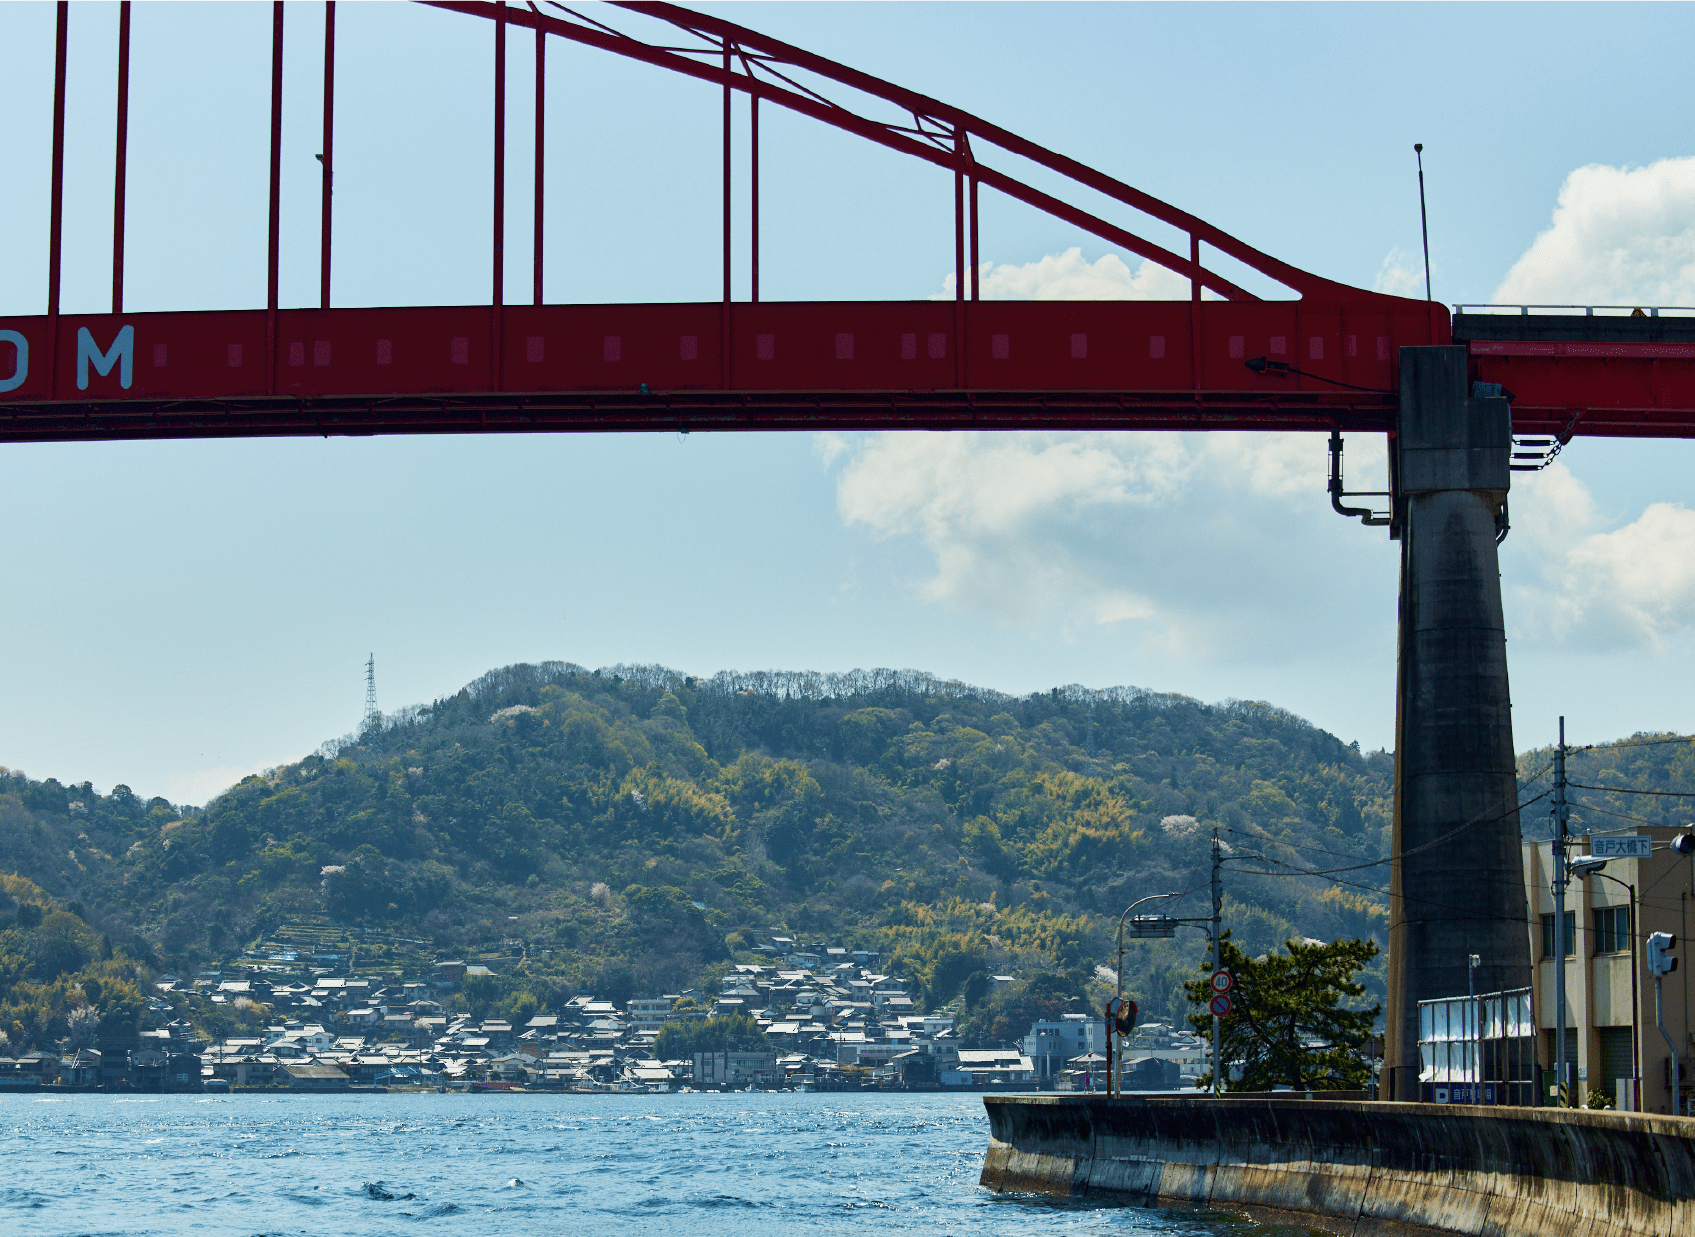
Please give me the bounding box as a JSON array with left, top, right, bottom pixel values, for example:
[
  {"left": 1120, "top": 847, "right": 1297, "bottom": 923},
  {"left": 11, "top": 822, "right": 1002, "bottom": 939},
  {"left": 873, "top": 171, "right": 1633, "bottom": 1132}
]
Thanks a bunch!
[
  {"left": 1185, "top": 932, "right": 1379, "bottom": 1092},
  {"left": 926, "top": 945, "right": 987, "bottom": 1007},
  {"left": 652, "top": 1013, "right": 772, "bottom": 1060},
  {"left": 463, "top": 972, "right": 497, "bottom": 1018},
  {"left": 30, "top": 910, "right": 93, "bottom": 980},
  {"left": 957, "top": 970, "right": 1092, "bottom": 1048},
  {"left": 0, "top": 876, "right": 151, "bottom": 1051},
  {"left": 0, "top": 660, "right": 1408, "bottom": 1039}
]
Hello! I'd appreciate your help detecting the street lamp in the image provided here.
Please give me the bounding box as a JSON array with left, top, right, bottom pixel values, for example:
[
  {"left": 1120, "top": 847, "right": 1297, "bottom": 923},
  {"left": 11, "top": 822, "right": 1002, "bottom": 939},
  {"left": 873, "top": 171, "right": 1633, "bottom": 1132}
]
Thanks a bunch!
[
  {"left": 1570, "top": 857, "right": 1640, "bottom": 1111},
  {"left": 1111, "top": 891, "right": 1180, "bottom": 1097},
  {"left": 1116, "top": 892, "right": 1181, "bottom": 1002}
]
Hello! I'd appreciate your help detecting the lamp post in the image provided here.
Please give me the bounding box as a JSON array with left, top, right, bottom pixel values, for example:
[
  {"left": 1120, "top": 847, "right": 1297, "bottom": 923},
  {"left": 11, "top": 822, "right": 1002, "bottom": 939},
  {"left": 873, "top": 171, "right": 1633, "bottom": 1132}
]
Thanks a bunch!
[
  {"left": 1116, "top": 892, "right": 1181, "bottom": 1002},
  {"left": 1553, "top": 718, "right": 1571, "bottom": 1106},
  {"left": 1112, "top": 891, "right": 1179, "bottom": 1097}
]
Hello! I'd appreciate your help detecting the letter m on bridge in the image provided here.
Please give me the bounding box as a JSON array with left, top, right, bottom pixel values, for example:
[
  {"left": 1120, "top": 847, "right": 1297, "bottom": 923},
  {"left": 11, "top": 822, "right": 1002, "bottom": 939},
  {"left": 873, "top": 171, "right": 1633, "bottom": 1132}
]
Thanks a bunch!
[{"left": 77, "top": 324, "right": 134, "bottom": 391}]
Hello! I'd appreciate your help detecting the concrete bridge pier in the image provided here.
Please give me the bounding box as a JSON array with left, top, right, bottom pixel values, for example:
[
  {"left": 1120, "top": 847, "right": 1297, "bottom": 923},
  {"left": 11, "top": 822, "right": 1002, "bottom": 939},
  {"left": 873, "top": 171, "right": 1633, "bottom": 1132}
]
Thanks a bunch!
[{"left": 1383, "top": 346, "right": 1533, "bottom": 1102}]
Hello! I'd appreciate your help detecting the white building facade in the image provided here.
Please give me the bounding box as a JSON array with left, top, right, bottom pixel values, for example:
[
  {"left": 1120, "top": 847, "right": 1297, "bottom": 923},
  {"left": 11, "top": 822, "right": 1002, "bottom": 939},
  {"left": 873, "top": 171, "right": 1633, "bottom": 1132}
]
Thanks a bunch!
[{"left": 1022, "top": 1013, "right": 1107, "bottom": 1080}]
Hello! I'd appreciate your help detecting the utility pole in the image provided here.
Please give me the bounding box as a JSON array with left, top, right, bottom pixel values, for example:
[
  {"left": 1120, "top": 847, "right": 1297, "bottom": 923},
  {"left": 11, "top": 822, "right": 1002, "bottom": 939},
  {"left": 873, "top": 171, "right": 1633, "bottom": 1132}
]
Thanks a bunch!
[
  {"left": 1553, "top": 716, "right": 1570, "bottom": 1106},
  {"left": 1468, "top": 953, "right": 1480, "bottom": 1101},
  {"left": 1212, "top": 828, "right": 1223, "bottom": 1096}
]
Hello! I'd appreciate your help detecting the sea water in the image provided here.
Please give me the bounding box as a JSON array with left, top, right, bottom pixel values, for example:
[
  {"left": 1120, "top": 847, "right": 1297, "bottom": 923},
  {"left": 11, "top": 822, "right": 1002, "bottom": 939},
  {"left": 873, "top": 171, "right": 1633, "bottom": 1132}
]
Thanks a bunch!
[{"left": 0, "top": 1091, "right": 1321, "bottom": 1236}]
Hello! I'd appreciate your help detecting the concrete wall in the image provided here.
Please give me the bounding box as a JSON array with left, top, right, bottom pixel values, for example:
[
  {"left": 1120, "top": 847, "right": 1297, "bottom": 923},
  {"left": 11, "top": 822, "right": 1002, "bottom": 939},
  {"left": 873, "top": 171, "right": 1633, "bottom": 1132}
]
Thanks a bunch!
[{"left": 980, "top": 1095, "right": 1695, "bottom": 1237}]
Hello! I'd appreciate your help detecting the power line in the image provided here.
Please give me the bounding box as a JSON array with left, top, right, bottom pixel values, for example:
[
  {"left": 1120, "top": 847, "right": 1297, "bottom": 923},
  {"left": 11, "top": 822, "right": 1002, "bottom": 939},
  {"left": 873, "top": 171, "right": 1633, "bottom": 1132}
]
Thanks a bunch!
[
  {"left": 1568, "top": 781, "right": 1695, "bottom": 799},
  {"left": 1221, "top": 827, "right": 1377, "bottom": 866},
  {"left": 1221, "top": 858, "right": 1528, "bottom": 931},
  {"left": 1223, "top": 789, "right": 1551, "bottom": 879},
  {"left": 1565, "top": 802, "right": 1675, "bottom": 830},
  {"left": 1581, "top": 735, "right": 1695, "bottom": 753}
]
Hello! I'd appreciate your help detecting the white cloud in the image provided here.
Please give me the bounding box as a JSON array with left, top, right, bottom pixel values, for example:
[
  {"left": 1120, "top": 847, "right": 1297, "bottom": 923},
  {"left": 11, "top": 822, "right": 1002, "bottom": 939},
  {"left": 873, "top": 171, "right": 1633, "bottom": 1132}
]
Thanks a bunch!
[
  {"left": 832, "top": 430, "right": 1388, "bottom": 658},
  {"left": 1508, "top": 460, "right": 1598, "bottom": 556},
  {"left": 812, "top": 432, "right": 850, "bottom": 471},
  {"left": 1372, "top": 246, "right": 1426, "bottom": 298},
  {"left": 1494, "top": 156, "right": 1695, "bottom": 306},
  {"left": 1510, "top": 463, "right": 1695, "bottom": 651},
  {"left": 935, "top": 247, "right": 1191, "bottom": 301}
]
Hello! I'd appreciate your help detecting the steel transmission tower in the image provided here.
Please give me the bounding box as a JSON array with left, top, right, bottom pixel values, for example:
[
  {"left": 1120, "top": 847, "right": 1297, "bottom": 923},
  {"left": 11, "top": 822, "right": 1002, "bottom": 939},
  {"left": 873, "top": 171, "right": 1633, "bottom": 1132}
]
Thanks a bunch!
[{"left": 363, "top": 653, "right": 380, "bottom": 738}]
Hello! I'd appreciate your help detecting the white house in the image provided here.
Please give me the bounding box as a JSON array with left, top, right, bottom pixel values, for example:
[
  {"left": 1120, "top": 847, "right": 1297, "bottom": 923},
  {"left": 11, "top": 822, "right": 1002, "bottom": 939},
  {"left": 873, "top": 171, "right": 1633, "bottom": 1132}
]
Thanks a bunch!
[
  {"left": 1023, "top": 1014, "right": 1107, "bottom": 1080},
  {"left": 626, "top": 997, "right": 676, "bottom": 1031}
]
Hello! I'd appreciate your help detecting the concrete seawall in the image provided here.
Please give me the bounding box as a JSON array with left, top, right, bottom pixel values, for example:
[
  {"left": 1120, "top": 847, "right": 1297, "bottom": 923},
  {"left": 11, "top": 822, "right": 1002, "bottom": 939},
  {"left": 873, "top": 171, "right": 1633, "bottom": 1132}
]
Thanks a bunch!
[{"left": 979, "top": 1095, "right": 1695, "bottom": 1236}]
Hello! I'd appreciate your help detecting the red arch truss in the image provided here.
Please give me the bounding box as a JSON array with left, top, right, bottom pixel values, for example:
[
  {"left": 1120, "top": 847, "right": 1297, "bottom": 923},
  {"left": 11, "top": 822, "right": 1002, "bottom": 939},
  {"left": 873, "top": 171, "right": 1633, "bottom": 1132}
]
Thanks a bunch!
[{"left": 0, "top": 0, "right": 1450, "bottom": 443}]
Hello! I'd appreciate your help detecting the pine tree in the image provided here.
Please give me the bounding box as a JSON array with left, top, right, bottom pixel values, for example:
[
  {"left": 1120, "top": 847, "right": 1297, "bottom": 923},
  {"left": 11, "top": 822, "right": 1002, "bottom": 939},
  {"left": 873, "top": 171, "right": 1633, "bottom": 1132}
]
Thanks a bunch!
[{"left": 1186, "top": 932, "right": 1379, "bottom": 1091}]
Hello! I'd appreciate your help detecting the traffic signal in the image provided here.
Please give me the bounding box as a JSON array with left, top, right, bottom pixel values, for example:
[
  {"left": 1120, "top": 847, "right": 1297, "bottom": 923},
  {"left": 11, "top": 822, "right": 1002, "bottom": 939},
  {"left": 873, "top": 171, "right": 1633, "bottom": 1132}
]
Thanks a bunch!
[
  {"left": 1674, "top": 834, "right": 1695, "bottom": 856},
  {"left": 1648, "top": 931, "right": 1679, "bottom": 977}
]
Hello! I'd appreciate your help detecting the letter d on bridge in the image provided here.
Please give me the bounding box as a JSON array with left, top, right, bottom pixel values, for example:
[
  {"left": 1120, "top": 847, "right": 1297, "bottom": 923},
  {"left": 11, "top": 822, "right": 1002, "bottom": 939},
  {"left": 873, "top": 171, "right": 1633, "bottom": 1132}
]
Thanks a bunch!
[
  {"left": 77, "top": 324, "right": 134, "bottom": 391},
  {"left": 0, "top": 331, "right": 26, "bottom": 394}
]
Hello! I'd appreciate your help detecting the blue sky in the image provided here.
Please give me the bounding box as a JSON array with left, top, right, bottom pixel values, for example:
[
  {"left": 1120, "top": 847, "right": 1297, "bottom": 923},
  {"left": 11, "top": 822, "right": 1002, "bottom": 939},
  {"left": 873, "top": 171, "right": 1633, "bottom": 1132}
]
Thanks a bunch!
[{"left": 3, "top": 2, "right": 1695, "bottom": 804}]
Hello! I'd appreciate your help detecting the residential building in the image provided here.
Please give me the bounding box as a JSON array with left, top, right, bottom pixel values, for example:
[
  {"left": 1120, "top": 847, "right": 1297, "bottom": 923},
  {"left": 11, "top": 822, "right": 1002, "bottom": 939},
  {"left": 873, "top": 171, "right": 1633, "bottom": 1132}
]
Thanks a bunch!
[
  {"left": 840, "top": 1042, "right": 909, "bottom": 1069},
  {"left": 59, "top": 1049, "right": 102, "bottom": 1087},
  {"left": 1120, "top": 1056, "right": 1184, "bottom": 1090},
  {"left": 1523, "top": 829, "right": 1694, "bottom": 1114},
  {"left": 627, "top": 997, "right": 676, "bottom": 1031},
  {"left": 280, "top": 1062, "right": 351, "bottom": 1091},
  {"left": 1023, "top": 1014, "right": 1106, "bottom": 1080},
  {"left": 953, "top": 1049, "right": 1036, "bottom": 1084},
  {"left": 693, "top": 1049, "right": 780, "bottom": 1088},
  {"left": 435, "top": 961, "right": 468, "bottom": 987}
]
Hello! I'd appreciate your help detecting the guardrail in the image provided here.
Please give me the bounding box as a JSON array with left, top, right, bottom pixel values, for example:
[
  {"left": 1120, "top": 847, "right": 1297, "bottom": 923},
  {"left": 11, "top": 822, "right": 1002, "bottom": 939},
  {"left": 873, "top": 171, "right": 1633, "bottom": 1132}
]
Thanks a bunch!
[{"left": 1455, "top": 304, "right": 1695, "bottom": 318}]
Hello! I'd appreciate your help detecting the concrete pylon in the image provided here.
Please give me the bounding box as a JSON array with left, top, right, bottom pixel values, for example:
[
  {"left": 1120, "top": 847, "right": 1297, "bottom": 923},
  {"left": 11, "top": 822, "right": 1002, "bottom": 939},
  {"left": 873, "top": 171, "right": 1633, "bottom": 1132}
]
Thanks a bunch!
[{"left": 1383, "top": 346, "right": 1533, "bottom": 1102}]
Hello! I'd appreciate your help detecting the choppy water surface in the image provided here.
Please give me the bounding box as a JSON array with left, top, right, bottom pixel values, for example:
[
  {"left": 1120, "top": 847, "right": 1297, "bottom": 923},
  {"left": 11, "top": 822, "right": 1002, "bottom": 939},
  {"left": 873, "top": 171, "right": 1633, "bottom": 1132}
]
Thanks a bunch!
[{"left": 2, "top": 1092, "right": 1318, "bottom": 1237}]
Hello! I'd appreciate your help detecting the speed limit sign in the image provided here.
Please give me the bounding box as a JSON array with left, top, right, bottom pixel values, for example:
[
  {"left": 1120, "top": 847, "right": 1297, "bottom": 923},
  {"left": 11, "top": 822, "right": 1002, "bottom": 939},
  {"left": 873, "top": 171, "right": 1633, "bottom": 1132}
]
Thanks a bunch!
[
  {"left": 1210, "top": 993, "right": 1232, "bottom": 1017},
  {"left": 1210, "top": 970, "right": 1233, "bottom": 995}
]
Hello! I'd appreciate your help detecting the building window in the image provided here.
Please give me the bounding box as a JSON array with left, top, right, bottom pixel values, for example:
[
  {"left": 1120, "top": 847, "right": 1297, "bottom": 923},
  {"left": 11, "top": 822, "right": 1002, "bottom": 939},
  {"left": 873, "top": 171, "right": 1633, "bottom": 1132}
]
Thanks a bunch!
[
  {"left": 1542, "top": 911, "right": 1576, "bottom": 958},
  {"left": 1594, "top": 906, "right": 1630, "bottom": 955}
]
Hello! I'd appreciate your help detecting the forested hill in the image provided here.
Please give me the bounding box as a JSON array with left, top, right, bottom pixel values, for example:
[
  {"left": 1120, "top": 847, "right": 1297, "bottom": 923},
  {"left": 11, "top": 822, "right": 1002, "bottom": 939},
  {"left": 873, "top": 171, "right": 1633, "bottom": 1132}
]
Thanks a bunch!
[{"left": 1, "top": 662, "right": 1399, "bottom": 1034}]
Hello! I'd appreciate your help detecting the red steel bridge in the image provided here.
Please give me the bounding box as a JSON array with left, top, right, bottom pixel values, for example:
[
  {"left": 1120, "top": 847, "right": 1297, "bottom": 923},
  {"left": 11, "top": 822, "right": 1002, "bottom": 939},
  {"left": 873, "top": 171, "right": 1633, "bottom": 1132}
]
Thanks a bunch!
[{"left": 2, "top": 0, "right": 1693, "bottom": 443}]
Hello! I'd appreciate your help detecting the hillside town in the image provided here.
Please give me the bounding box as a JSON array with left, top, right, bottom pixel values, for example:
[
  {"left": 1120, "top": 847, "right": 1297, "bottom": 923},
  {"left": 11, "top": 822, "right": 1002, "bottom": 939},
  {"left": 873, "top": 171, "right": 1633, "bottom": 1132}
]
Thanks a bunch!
[{"left": 0, "top": 932, "right": 1205, "bottom": 1094}]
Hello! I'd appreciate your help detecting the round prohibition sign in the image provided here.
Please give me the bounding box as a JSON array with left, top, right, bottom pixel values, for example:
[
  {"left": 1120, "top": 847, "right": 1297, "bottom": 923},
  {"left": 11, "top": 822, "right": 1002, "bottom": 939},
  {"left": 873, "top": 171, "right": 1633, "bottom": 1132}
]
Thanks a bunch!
[
  {"left": 1210, "top": 993, "right": 1232, "bottom": 1017},
  {"left": 1210, "top": 969, "right": 1233, "bottom": 994}
]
